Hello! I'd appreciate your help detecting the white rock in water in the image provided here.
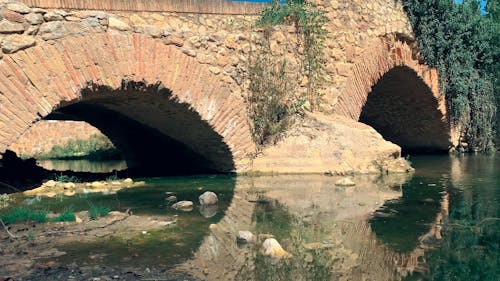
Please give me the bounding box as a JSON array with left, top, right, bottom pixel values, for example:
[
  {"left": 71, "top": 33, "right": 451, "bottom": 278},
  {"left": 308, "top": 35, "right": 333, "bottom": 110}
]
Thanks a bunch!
[
  {"left": 237, "top": 230, "right": 255, "bottom": 243},
  {"left": 165, "top": 195, "right": 177, "bottom": 202},
  {"left": 262, "top": 238, "right": 291, "bottom": 259},
  {"left": 123, "top": 178, "right": 133, "bottom": 184},
  {"left": 44, "top": 180, "right": 56, "bottom": 187},
  {"left": 91, "top": 181, "right": 105, "bottom": 187},
  {"left": 199, "top": 191, "right": 218, "bottom": 205},
  {"left": 171, "top": 201, "right": 194, "bottom": 211},
  {"left": 335, "top": 177, "right": 355, "bottom": 186}
]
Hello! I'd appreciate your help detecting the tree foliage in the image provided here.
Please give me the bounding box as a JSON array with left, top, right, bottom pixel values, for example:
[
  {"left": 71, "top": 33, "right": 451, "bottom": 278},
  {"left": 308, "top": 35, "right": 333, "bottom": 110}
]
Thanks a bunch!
[{"left": 403, "top": 0, "right": 498, "bottom": 152}]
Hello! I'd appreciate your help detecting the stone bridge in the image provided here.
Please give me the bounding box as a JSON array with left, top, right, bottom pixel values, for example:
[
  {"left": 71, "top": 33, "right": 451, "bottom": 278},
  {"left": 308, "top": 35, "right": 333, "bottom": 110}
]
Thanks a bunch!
[{"left": 0, "top": 0, "right": 456, "bottom": 175}]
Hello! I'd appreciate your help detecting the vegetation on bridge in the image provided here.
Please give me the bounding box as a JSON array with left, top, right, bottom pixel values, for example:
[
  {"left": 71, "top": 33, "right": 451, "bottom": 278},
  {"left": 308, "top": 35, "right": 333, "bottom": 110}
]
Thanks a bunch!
[
  {"left": 247, "top": 0, "right": 328, "bottom": 146},
  {"left": 403, "top": 0, "right": 499, "bottom": 152}
]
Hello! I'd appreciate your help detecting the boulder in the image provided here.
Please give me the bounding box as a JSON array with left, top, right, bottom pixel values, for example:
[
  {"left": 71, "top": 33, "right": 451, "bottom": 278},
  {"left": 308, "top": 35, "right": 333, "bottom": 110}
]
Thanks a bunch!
[
  {"left": 199, "top": 191, "right": 218, "bottom": 206},
  {"left": 171, "top": 201, "right": 194, "bottom": 211},
  {"left": 237, "top": 230, "right": 255, "bottom": 244},
  {"left": 262, "top": 238, "right": 291, "bottom": 259}
]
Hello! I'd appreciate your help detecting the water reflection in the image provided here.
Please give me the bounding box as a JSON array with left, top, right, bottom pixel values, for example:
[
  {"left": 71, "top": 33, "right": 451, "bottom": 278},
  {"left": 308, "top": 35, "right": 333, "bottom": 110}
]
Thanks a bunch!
[
  {"left": 175, "top": 174, "right": 421, "bottom": 281},
  {"left": 37, "top": 159, "right": 127, "bottom": 173},
  {"left": 3, "top": 155, "right": 498, "bottom": 280}
]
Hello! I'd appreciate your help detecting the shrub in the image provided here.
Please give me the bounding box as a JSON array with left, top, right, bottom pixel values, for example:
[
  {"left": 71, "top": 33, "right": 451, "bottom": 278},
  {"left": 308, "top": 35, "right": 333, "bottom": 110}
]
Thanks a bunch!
[
  {"left": 247, "top": 51, "right": 299, "bottom": 146},
  {"left": 37, "top": 134, "right": 122, "bottom": 160},
  {"left": 1, "top": 207, "right": 47, "bottom": 224},
  {"left": 0, "top": 194, "right": 11, "bottom": 209},
  {"left": 88, "top": 201, "right": 111, "bottom": 220},
  {"left": 52, "top": 206, "right": 76, "bottom": 222},
  {"left": 53, "top": 174, "right": 80, "bottom": 183}
]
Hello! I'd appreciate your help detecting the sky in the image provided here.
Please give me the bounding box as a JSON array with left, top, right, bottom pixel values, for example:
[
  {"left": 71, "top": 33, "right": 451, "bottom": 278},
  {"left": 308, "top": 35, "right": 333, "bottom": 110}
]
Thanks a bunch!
[{"left": 455, "top": 0, "right": 488, "bottom": 13}]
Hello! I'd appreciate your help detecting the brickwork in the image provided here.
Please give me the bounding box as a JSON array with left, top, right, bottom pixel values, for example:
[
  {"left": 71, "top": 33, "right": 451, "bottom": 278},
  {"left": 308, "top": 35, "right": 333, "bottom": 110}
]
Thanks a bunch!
[
  {"left": 9, "top": 120, "right": 104, "bottom": 158},
  {"left": 18, "top": 0, "right": 265, "bottom": 14}
]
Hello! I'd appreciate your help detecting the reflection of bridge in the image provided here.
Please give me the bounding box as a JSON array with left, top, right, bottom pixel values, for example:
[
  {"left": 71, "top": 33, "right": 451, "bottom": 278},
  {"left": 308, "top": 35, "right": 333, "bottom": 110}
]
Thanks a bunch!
[{"left": 175, "top": 174, "right": 450, "bottom": 280}]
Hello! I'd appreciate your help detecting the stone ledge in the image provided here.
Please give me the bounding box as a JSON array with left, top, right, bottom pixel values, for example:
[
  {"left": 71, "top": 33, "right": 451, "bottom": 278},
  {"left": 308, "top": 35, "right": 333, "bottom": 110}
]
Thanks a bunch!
[{"left": 17, "top": 0, "right": 266, "bottom": 14}]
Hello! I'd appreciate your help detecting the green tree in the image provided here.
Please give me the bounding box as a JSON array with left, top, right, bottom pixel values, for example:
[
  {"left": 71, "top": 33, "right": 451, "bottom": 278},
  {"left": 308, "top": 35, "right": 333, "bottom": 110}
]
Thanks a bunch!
[{"left": 403, "top": 0, "right": 497, "bottom": 151}]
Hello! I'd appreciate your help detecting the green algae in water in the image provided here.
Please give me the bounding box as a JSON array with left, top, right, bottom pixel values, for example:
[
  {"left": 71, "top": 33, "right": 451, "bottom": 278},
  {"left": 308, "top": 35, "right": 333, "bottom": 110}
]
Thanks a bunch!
[{"left": 23, "top": 175, "right": 237, "bottom": 271}]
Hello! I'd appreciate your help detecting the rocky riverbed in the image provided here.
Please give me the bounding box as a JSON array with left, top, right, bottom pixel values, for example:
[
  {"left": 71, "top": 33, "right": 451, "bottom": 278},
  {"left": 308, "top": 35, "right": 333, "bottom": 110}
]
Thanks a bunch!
[{"left": 0, "top": 210, "right": 178, "bottom": 280}]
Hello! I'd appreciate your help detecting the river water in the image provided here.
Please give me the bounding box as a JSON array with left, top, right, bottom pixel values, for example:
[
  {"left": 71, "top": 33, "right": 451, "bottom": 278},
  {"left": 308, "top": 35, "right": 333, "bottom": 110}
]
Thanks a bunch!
[{"left": 1, "top": 155, "right": 499, "bottom": 280}]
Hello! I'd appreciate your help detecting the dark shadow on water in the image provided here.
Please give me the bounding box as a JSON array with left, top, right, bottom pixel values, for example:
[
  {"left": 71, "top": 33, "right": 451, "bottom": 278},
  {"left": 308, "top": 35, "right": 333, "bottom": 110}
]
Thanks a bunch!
[{"left": 369, "top": 177, "right": 443, "bottom": 253}]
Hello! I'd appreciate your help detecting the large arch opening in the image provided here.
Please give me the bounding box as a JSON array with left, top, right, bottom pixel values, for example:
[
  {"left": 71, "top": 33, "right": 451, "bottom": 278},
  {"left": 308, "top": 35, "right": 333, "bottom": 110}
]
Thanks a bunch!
[
  {"left": 359, "top": 66, "right": 451, "bottom": 155},
  {"left": 44, "top": 81, "right": 236, "bottom": 176}
]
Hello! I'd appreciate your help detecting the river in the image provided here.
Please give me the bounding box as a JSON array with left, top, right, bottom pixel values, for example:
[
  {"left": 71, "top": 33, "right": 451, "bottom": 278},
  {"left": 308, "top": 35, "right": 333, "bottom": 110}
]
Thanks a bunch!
[{"left": 0, "top": 154, "right": 498, "bottom": 280}]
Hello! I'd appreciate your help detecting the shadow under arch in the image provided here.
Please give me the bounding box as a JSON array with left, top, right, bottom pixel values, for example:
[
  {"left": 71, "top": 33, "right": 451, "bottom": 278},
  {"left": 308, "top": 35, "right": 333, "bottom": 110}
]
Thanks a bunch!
[
  {"left": 46, "top": 81, "right": 236, "bottom": 176},
  {"left": 359, "top": 66, "right": 452, "bottom": 154}
]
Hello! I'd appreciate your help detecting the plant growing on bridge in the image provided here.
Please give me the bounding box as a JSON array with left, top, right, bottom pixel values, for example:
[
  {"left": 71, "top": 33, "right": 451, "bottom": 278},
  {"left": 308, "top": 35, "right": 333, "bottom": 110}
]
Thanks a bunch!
[
  {"left": 247, "top": 46, "right": 299, "bottom": 146},
  {"left": 257, "top": 0, "right": 328, "bottom": 112},
  {"left": 246, "top": 0, "right": 328, "bottom": 146},
  {"left": 403, "top": 0, "right": 498, "bottom": 152}
]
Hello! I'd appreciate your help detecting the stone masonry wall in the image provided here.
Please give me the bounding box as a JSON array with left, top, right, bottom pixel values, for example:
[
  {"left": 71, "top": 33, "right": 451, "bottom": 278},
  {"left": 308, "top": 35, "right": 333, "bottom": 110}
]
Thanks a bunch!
[
  {"left": 9, "top": 120, "right": 104, "bottom": 158},
  {"left": 0, "top": 0, "right": 413, "bottom": 112}
]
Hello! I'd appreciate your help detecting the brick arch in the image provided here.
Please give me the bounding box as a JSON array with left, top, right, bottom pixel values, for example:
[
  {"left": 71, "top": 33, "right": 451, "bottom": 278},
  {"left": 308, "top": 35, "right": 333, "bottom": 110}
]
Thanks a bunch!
[
  {"left": 0, "top": 32, "right": 255, "bottom": 171},
  {"left": 335, "top": 35, "right": 443, "bottom": 121},
  {"left": 335, "top": 35, "right": 456, "bottom": 150}
]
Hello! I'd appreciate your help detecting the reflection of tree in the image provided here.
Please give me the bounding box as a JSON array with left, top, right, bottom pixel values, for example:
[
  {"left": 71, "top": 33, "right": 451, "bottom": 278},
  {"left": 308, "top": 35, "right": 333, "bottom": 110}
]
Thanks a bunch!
[{"left": 409, "top": 155, "right": 500, "bottom": 281}]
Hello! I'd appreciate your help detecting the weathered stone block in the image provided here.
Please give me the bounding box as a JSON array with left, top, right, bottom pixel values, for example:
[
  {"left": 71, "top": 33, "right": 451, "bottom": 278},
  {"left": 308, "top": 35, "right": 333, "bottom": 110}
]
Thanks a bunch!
[
  {"left": 0, "top": 19, "right": 23, "bottom": 33},
  {"left": 108, "top": 17, "right": 130, "bottom": 31},
  {"left": 1, "top": 34, "right": 35, "bottom": 53},
  {"left": 24, "top": 13, "right": 43, "bottom": 25}
]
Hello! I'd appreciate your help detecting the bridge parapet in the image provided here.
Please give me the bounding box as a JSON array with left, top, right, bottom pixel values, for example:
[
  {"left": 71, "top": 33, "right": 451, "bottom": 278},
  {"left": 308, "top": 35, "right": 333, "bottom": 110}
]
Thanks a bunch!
[{"left": 18, "top": 0, "right": 266, "bottom": 14}]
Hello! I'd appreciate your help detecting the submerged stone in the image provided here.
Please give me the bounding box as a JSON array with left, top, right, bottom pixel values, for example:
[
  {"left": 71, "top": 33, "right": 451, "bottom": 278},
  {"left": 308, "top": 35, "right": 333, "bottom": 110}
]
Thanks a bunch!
[
  {"left": 171, "top": 201, "right": 194, "bottom": 211},
  {"left": 165, "top": 195, "right": 177, "bottom": 202}
]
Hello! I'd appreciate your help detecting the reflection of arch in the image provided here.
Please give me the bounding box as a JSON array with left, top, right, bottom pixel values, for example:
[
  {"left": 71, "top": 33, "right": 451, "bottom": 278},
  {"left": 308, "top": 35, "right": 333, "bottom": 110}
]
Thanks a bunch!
[
  {"left": 335, "top": 36, "right": 456, "bottom": 151},
  {"left": 0, "top": 33, "right": 255, "bottom": 172}
]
